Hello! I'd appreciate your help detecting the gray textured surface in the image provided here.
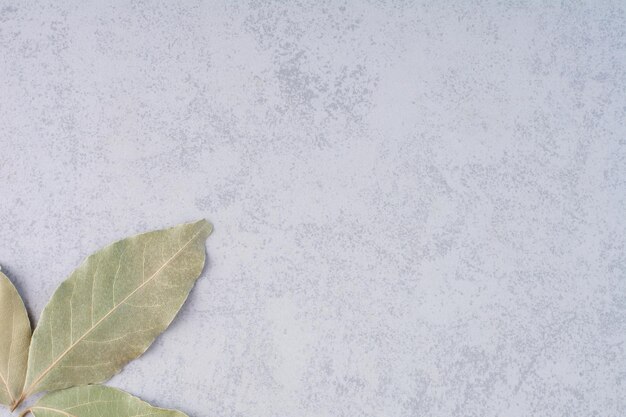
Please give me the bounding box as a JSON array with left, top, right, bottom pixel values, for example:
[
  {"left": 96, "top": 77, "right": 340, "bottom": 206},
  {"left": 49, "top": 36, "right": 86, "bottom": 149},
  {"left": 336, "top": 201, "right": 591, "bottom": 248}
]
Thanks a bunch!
[{"left": 0, "top": 1, "right": 625, "bottom": 416}]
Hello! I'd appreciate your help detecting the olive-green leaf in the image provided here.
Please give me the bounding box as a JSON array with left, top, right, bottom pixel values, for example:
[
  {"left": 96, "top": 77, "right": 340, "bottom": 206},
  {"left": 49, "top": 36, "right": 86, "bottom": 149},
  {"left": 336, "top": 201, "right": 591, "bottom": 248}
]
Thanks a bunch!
[
  {"left": 27, "top": 385, "right": 187, "bottom": 417},
  {"left": 0, "top": 270, "right": 31, "bottom": 408},
  {"left": 22, "top": 220, "right": 212, "bottom": 399}
]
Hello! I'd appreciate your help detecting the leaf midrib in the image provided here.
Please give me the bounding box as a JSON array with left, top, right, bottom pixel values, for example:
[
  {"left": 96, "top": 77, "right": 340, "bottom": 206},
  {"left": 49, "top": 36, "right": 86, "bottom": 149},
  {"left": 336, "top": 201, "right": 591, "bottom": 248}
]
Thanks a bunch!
[
  {"left": 0, "top": 368, "right": 14, "bottom": 402},
  {"left": 30, "top": 406, "right": 77, "bottom": 417},
  {"left": 23, "top": 224, "right": 208, "bottom": 398}
]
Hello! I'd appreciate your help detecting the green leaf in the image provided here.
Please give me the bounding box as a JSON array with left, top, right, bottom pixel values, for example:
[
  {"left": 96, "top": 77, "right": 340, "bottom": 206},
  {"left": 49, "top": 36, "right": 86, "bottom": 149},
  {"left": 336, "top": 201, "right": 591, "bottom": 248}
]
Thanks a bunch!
[
  {"left": 27, "top": 385, "right": 187, "bottom": 417},
  {"left": 22, "top": 220, "right": 212, "bottom": 399},
  {"left": 0, "top": 270, "right": 31, "bottom": 409}
]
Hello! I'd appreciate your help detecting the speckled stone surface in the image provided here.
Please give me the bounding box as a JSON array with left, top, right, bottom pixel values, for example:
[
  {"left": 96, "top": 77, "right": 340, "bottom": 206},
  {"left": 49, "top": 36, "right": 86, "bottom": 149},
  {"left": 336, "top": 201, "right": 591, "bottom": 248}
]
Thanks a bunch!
[{"left": 0, "top": 2, "right": 625, "bottom": 416}]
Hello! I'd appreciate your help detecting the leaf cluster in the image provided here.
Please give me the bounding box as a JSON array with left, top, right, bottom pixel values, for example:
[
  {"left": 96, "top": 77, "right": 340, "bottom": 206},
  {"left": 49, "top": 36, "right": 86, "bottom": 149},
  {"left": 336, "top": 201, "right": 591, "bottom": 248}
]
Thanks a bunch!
[{"left": 0, "top": 220, "right": 212, "bottom": 417}]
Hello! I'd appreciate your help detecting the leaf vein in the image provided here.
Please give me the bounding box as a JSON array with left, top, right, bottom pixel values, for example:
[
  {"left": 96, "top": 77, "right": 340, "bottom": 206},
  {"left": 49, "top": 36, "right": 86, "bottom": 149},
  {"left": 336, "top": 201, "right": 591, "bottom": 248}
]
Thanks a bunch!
[{"left": 23, "top": 222, "right": 209, "bottom": 397}]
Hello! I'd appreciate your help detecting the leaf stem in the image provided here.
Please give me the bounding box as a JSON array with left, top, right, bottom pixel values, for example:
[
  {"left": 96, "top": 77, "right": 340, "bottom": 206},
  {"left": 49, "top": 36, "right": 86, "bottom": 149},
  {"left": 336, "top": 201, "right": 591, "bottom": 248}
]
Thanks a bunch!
[
  {"left": 18, "top": 407, "right": 32, "bottom": 417},
  {"left": 11, "top": 394, "right": 25, "bottom": 412}
]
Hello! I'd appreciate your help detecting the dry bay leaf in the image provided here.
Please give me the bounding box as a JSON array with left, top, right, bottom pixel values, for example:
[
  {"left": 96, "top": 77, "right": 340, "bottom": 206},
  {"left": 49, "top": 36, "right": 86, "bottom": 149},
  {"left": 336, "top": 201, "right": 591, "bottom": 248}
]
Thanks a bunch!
[
  {"left": 24, "top": 385, "right": 187, "bottom": 417},
  {"left": 21, "top": 220, "right": 212, "bottom": 401},
  {"left": 0, "top": 270, "right": 31, "bottom": 409}
]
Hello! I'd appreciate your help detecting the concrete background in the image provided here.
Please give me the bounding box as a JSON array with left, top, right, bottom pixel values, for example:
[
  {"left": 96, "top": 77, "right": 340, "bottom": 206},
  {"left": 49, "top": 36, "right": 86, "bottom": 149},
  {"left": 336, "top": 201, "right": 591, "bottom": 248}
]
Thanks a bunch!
[{"left": 1, "top": 1, "right": 625, "bottom": 416}]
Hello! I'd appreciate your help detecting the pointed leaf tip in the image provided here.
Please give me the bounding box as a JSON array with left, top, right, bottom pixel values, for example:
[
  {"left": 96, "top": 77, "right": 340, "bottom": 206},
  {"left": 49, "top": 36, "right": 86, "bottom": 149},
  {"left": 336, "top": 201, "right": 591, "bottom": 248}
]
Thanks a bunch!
[{"left": 195, "top": 218, "right": 213, "bottom": 237}]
